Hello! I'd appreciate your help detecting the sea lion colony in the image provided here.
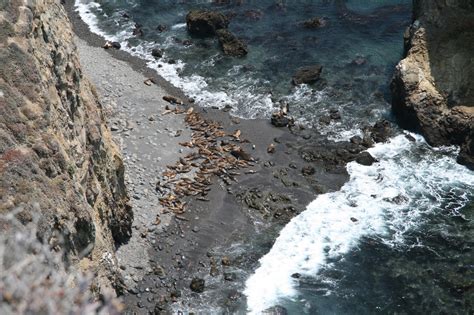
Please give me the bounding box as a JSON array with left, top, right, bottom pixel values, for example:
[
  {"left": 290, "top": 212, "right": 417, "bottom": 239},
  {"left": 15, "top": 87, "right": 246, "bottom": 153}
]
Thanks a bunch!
[{"left": 156, "top": 101, "right": 256, "bottom": 215}]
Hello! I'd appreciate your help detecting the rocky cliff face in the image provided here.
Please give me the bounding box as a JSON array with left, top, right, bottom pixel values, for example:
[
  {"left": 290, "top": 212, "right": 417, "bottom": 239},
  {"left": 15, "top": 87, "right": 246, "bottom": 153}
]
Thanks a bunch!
[
  {"left": 0, "top": 0, "right": 132, "bottom": 293},
  {"left": 391, "top": 0, "right": 474, "bottom": 168}
]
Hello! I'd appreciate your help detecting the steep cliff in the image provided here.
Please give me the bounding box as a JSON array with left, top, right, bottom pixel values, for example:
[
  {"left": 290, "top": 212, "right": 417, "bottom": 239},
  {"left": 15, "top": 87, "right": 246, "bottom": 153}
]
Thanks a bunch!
[
  {"left": 391, "top": 0, "right": 474, "bottom": 168},
  {"left": 0, "top": 0, "right": 132, "bottom": 293}
]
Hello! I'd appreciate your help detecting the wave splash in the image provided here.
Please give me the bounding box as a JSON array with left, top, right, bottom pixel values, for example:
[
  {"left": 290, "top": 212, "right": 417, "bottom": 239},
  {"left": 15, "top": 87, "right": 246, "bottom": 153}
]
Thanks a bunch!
[{"left": 244, "top": 134, "right": 474, "bottom": 314}]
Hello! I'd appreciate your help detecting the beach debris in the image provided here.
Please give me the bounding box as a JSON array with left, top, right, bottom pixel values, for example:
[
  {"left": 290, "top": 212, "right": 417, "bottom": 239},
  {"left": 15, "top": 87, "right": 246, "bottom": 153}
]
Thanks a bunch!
[
  {"left": 267, "top": 143, "right": 275, "bottom": 154},
  {"left": 301, "top": 166, "right": 315, "bottom": 176},
  {"left": 221, "top": 256, "right": 231, "bottom": 266},
  {"left": 143, "top": 78, "right": 156, "bottom": 86},
  {"left": 102, "top": 41, "right": 121, "bottom": 50},
  {"left": 163, "top": 95, "right": 184, "bottom": 105},
  {"left": 231, "top": 129, "right": 241, "bottom": 141}
]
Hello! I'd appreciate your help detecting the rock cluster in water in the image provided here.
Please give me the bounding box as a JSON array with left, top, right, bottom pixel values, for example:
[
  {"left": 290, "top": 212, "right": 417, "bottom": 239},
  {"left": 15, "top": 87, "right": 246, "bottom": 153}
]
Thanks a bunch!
[{"left": 186, "top": 10, "right": 248, "bottom": 57}]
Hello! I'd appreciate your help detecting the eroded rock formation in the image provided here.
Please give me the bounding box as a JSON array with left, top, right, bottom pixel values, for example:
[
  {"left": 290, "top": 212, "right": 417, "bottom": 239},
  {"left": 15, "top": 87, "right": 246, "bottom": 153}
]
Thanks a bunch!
[
  {"left": 391, "top": 0, "right": 474, "bottom": 168},
  {"left": 0, "top": 0, "right": 132, "bottom": 293}
]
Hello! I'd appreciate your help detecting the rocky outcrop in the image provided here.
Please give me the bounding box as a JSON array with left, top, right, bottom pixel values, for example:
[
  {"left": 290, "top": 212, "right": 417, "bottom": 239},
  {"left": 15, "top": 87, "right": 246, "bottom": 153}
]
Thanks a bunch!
[
  {"left": 0, "top": 0, "right": 132, "bottom": 294},
  {"left": 216, "top": 29, "right": 248, "bottom": 57},
  {"left": 186, "top": 10, "right": 229, "bottom": 37},
  {"left": 391, "top": 0, "right": 474, "bottom": 168},
  {"left": 186, "top": 10, "right": 247, "bottom": 57}
]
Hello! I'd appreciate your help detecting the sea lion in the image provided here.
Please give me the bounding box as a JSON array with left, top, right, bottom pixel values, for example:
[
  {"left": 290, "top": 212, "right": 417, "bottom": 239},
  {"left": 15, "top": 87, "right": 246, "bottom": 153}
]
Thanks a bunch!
[{"left": 163, "top": 95, "right": 184, "bottom": 105}]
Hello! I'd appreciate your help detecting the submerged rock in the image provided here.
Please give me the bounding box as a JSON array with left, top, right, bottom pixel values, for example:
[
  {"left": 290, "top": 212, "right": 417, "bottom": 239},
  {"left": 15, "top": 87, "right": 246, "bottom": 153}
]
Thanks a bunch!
[
  {"left": 292, "top": 65, "right": 323, "bottom": 85},
  {"left": 190, "top": 278, "right": 205, "bottom": 293},
  {"left": 303, "top": 17, "right": 327, "bottom": 28},
  {"left": 262, "top": 305, "right": 288, "bottom": 315},
  {"left": 216, "top": 29, "right": 248, "bottom": 57},
  {"left": 156, "top": 24, "right": 168, "bottom": 32},
  {"left": 186, "top": 10, "right": 229, "bottom": 36}
]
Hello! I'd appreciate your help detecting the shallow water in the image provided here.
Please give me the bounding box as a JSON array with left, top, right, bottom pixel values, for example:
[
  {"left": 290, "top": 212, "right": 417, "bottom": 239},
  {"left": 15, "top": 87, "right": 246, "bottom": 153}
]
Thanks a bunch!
[{"left": 75, "top": 1, "right": 474, "bottom": 313}]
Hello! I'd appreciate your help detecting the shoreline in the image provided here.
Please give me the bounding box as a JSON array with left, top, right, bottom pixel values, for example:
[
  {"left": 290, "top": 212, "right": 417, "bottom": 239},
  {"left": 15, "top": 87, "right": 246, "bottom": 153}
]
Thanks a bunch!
[{"left": 64, "top": 1, "right": 381, "bottom": 313}]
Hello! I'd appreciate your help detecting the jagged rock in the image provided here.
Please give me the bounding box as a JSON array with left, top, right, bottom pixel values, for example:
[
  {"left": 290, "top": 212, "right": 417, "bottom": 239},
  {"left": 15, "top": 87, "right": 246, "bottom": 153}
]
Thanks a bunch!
[
  {"left": 458, "top": 133, "right": 474, "bottom": 169},
  {"left": 391, "top": 0, "right": 473, "bottom": 167},
  {"left": 369, "top": 119, "right": 392, "bottom": 143},
  {"left": 186, "top": 10, "right": 229, "bottom": 36},
  {"left": 216, "top": 29, "right": 248, "bottom": 57},
  {"left": 292, "top": 65, "right": 323, "bottom": 85},
  {"left": 355, "top": 152, "right": 376, "bottom": 166},
  {"left": 0, "top": 0, "right": 131, "bottom": 294},
  {"left": 271, "top": 112, "right": 290, "bottom": 127},
  {"left": 190, "top": 278, "right": 205, "bottom": 293}
]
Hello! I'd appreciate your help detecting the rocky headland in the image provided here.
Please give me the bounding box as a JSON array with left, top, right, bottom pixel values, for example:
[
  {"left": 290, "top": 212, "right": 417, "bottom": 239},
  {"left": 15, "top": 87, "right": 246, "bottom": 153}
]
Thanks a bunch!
[
  {"left": 0, "top": 0, "right": 131, "bottom": 310},
  {"left": 391, "top": 0, "right": 474, "bottom": 168}
]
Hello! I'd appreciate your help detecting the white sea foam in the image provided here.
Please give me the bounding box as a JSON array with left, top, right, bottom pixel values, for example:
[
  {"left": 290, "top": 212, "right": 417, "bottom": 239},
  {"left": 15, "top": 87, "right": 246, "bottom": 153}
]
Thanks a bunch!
[
  {"left": 244, "top": 134, "right": 474, "bottom": 314},
  {"left": 74, "top": 1, "right": 106, "bottom": 37},
  {"left": 171, "top": 23, "right": 187, "bottom": 30}
]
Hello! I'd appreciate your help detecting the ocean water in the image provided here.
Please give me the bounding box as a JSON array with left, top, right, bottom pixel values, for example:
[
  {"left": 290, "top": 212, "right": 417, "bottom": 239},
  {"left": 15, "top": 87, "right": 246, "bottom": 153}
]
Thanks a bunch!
[
  {"left": 75, "top": 0, "right": 411, "bottom": 138},
  {"left": 74, "top": 0, "right": 474, "bottom": 313}
]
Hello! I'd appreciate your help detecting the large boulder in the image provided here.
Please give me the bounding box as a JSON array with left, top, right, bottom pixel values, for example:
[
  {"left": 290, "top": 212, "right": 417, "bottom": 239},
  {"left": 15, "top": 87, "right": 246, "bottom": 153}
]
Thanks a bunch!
[
  {"left": 292, "top": 65, "right": 323, "bottom": 85},
  {"left": 216, "top": 29, "right": 248, "bottom": 57},
  {"left": 186, "top": 10, "right": 229, "bottom": 36}
]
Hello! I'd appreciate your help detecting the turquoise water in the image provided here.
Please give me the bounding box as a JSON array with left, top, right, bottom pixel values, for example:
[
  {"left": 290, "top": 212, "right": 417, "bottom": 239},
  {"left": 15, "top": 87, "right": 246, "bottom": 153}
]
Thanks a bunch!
[{"left": 75, "top": 1, "right": 474, "bottom": 314}]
